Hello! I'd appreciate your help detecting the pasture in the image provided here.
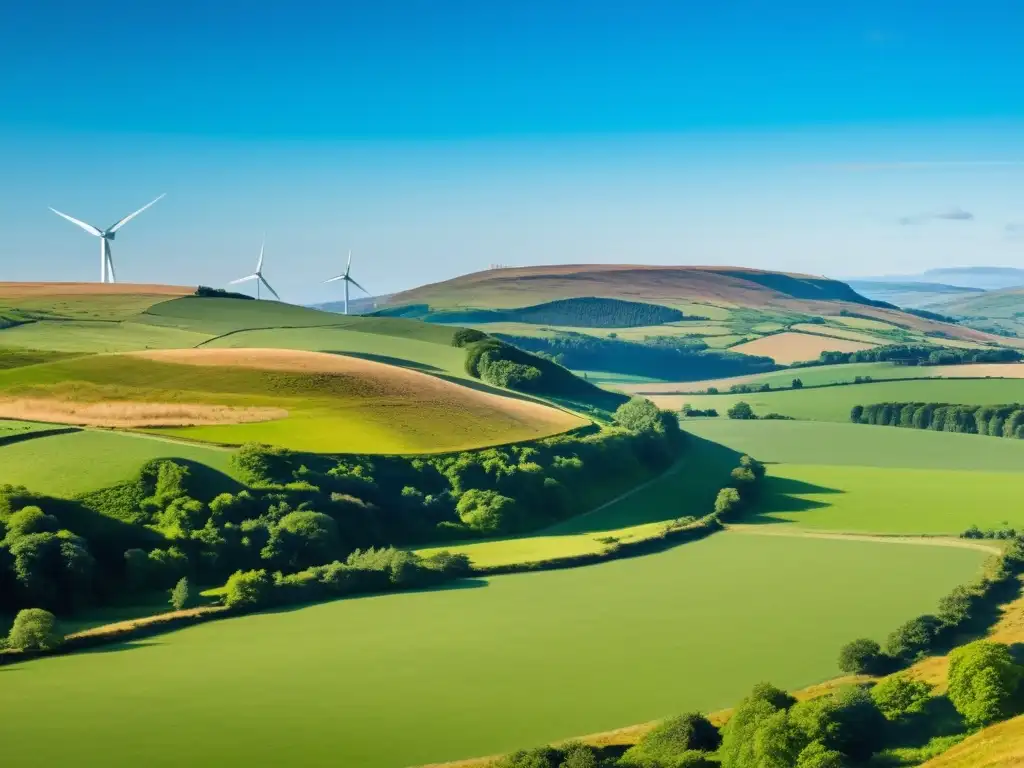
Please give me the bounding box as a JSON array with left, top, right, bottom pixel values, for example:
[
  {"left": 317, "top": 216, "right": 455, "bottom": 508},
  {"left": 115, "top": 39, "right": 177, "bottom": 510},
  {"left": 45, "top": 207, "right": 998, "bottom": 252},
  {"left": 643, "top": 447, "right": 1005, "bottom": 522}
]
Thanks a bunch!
[
  {"left": 655, "top": 377, "right": 1024, "bottom": 421},
  {"left": 0, "top": 349, "right": 585, "bottom": 454},
  {"left": 0, "top": 532, "right": 985, "bottom": 768},
  {"left": 683, "top": 420, "right": 1024, "bottom": 533},
  {"left": 0, "top": 429, "right": 236, "bottom": 496},
  {"left": 728, "top": 331, "right": 877, "bottom": 364},
  {"left": 0, "top": 321, "right": 212, "bottom": 353}
]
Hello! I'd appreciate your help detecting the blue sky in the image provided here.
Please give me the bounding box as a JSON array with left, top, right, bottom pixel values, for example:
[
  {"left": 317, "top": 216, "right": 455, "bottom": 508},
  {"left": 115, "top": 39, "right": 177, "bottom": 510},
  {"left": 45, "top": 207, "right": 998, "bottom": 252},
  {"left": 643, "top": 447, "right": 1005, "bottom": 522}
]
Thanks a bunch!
[{"left": 2, "top": 1, "right": 1023, "bottom": 300}]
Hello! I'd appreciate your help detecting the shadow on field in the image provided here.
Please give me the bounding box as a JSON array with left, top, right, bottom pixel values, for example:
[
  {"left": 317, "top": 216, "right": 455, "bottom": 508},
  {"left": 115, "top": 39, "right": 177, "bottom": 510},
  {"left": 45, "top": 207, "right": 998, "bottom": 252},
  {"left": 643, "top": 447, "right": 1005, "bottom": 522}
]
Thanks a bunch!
[
  {"left": 326, "top": 350, "right": 443, "bottom": 374},
  {"left": 256, "top": 578, "right": 491, "bottom": 619},
  {"left": 739, "top": 476, "right": 844, "bottom": 525},
  {"left": 79, "top": 639, "right": 164, "bottom": 656}
]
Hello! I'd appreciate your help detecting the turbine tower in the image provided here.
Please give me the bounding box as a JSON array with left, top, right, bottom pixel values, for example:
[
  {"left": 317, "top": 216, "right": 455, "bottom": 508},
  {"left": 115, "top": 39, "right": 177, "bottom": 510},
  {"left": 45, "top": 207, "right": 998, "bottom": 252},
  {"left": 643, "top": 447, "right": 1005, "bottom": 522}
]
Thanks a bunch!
[
  {"left": 324, "top": 250, "right": 369, "bottom": 314},
  {"left": 49, "top": 194, "right": 165, "bottom": 283},
  {"left": 229, "top": 238, "right": 280, "bottom": 300}
]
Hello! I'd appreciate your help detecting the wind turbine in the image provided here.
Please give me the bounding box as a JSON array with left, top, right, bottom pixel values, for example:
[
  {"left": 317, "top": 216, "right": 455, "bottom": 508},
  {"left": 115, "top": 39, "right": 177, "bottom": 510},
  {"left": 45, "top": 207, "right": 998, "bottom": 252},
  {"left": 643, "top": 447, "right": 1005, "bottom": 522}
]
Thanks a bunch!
[
  {"left": 49, "top": 194, "right": 165, "bottom": 283},
  {"left": 229, "top": 238, "right": 280, "bottom": 300},
  {"left": 324, "top": 250, "right": 369, "bottom": 314}
]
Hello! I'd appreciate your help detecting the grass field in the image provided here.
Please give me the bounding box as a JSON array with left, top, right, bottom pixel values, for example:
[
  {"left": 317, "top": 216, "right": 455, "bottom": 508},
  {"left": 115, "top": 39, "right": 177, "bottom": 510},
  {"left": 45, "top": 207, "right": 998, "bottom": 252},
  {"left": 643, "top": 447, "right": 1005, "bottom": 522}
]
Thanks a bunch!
[
  {"left": 654, "top": 377, "right": 1024, "bottom": 420},
  {"left": 920, "top": 714, "right": 1024, "bottom": 767},
  {"left": 728, "top": 331, "right": 877, "bottom": 364},
  {"left": 682, "top": 420, "right": 1024, "bottom": 533},
  {"left": 0, "top": 418, "right": 67, "bottom": 440},
  {"left": 0, "top": 532, "right": 985, "bottom": 768},
  {"left": 0, "top": 283, "right": 193, "bottom": 320},
  {"left": 0, "top": 321, "right": 213, "bottom": 352},
  {"left": 201, "top": 326, "right": 468, "bottom": 377},
  {"left": 790, "top": 323, "right": 891, "bottom": 344},
  {"left": 0, "top": 349, "right": 585, "bottom": 454},
  {"left": 0, "top": 429, "right": 237, "bottom": 496}
]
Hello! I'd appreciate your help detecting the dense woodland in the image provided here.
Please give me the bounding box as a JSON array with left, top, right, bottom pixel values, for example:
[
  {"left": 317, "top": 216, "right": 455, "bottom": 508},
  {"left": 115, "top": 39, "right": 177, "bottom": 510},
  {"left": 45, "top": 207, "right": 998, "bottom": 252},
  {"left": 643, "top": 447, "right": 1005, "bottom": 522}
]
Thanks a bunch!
[
  {"left": 0, "top": 401, "right": 683, "bottom": 619},
  {"left": 378, "top": 297, "right": 705, "bottom": 327},
  {"left": 852, "top": 401, "right": 1024, "bottom": 438},
  {"left": 498, "top": 333, "right": 778, "bottom": 381}
]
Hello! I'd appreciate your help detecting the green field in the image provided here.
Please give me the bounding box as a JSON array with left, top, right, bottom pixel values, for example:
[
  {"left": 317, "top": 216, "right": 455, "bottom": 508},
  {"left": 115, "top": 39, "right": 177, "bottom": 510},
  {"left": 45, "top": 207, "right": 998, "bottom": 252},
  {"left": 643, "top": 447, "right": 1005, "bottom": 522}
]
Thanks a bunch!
[
  {"left": 201, "top": 326, "right": 468, "bottom": 376},
  {"left": 0, "top": 352, "right": 583, "bottom": 454},
  {"left": 0, "top": 321, "right": 213, "bottom": 352},
  {"left": 1, "top": 532, "right": 984, "bottom": 768},
  {"left": 0, "top": 418, "right": 67, "bottom": 440},
  {"left": 657, "top": 377, "right": 1024, "bottom": 421},
  {"left": 0, "top": 429, "right": 237, "bottom": 496},
  {"left": 683, "top": 420, "right": 1024, "bottom": 533}
]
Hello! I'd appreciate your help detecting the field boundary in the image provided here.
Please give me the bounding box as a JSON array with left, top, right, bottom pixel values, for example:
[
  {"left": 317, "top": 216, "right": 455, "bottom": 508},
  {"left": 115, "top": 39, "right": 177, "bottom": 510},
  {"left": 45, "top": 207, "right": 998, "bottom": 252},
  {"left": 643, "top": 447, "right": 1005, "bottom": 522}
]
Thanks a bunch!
[{"left": 726, "top": 525, "right": 1003, "bottom": 555}]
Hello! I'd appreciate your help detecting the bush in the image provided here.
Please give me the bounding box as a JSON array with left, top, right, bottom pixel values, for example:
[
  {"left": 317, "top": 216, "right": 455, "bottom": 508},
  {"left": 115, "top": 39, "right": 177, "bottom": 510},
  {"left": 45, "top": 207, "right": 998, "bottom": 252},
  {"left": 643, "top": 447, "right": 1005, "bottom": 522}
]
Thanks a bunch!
[
  {"left": 837, "top": 638, "right": 883, "bottom": 675},
  {"left": 7, "top": 608, "right": 62, "bottom": 651},
  {"left": 169, "top": 577, "right": 195, "bottom": 611},
  {"left": 791, "top": 378, "right": 804, "bottom": 389},
  {"left": 456, "top": 490, "right": 519, "bottom": 534},
  {"left": 946, "top": 640, "right": 1024, "bottom": 727},
  {"left": 885, "top": 615, "right": 940, "bottom": 663},
  {"left": 620, "top": 713, "right": 720, "bottom": 767},
  {"left": 714, "top": 487, "right": 742, "bottom": 518},
  {"left": 223, "top": 569, "right": 273, "bottom": 609},
  {"left": 871, "top": 675, "right": 931, "bottom": 720},
  {"left": 452, "top": 328, "right": 488, "bottom": 347},
  {"left": 615, "top": 398, "right": 665, "bottom": 433},
  {"left": 727, "top": 401, "right": 756, "bottom": 420},
  {"left": 796, "top": 742, "right": 845, "bottom": 768}
]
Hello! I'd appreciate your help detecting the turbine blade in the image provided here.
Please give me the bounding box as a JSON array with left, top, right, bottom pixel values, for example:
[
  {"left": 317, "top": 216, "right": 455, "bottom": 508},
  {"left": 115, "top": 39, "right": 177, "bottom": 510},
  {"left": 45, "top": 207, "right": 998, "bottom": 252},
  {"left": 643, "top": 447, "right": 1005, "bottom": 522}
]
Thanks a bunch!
[
  {"left": 106, "top": 193, "right": 165, "bottom": 233},
  {"left": 324, "top": 274, "right": 346, "bottom": 283},
  {"left": 348, "top": 276, "right": 369, "bottom": 295},
  {"left": 106, "top": 247, "right": 117, "bottom": 283},
  {"left": 260, "top": 276, "right": 280, "bottom": 300},
  {"left": 228, "top": 275, "right": 259, "bottom": 285},
  {"left": 346, "top": 249, "right": 352, "bottom": 275},
  {"left": 257, "top": 236, "right": 265, "bottom": 273},
  {"left": 50, "top": 207, "right": 102, "bottom": 236}
]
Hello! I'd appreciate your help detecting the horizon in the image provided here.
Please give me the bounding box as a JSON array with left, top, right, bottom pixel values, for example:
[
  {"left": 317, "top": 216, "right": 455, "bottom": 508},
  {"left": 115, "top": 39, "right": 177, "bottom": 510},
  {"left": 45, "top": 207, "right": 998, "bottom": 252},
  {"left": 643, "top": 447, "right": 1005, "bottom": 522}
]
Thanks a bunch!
[{"left": 2, "top": 1, "right": 1023, "bottom": 301}]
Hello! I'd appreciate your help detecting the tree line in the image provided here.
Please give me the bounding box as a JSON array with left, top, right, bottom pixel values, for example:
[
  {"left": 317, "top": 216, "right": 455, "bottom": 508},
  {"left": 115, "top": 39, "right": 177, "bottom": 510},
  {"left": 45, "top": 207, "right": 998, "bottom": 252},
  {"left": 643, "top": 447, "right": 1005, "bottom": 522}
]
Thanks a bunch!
[
  {"left": 794, "top": 342, "right": 1022, "bottom": 368},
  {"left": 437, "top": 297, "right": 702, "bottom": 328},
  {"left": 851, "top": 401, "right": 1024, "bottom": 439}
]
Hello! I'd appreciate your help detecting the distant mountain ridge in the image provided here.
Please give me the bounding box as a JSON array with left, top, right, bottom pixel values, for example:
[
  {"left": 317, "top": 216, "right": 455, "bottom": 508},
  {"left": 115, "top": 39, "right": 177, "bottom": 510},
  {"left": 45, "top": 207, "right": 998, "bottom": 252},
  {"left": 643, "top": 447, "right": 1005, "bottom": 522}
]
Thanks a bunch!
[{"left": 851, "top": 267, "right": 1024, "bottom": 292}]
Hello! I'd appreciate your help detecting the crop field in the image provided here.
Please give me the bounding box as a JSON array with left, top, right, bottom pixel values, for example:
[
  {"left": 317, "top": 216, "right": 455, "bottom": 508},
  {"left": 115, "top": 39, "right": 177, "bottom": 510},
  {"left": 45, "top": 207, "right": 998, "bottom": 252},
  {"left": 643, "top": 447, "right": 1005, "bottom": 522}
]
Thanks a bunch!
[
  {"left": 0, "top": 429, "right": 236, "bottom": 496},
  {"left": 201, "top": 326, "right": 468, "bottom": 376},
  {"left": 620, "top": 361, "right": 1024, "bottom": 397},
  {"left": 682, "top": 420, "right": 1024, "bottom": 532},
  {"left": 790, "top": 323, "right": 891, "bottom": 344},
  {"left": 0, "top": 532, "right": 985, "bottom": 768},
  {"left": 654, "top": 377, "right": 1024, "bottom": 420},
  {"left": 0, "top": 321, "right": 213, "bottom": 353},
  {"left": 728, "top": 331, "right": 877, "bottom": 364},
  {"left": 0, "top": 349, "right": 585, "bottom": 454}
]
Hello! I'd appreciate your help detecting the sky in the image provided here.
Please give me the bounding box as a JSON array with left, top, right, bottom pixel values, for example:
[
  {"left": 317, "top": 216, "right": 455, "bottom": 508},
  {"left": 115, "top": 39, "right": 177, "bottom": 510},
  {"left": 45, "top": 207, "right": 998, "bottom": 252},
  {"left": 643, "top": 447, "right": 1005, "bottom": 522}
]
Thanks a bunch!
[{"left": 1, "top": 0, "right": 1023, "bottom": 301}]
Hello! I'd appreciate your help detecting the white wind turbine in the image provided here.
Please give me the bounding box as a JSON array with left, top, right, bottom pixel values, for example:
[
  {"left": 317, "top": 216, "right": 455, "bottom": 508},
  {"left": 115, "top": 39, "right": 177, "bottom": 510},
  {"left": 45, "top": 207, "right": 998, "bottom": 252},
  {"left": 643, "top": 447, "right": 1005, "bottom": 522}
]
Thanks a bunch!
[
  {"left": 229, "top": 238, "right": 280, "bottom": 300},
  {"left": 324, "top": 249, "right": 369, "bottom": 314},
  {"left": 49, "top": 194, "right": 165, "bottom": 283}
]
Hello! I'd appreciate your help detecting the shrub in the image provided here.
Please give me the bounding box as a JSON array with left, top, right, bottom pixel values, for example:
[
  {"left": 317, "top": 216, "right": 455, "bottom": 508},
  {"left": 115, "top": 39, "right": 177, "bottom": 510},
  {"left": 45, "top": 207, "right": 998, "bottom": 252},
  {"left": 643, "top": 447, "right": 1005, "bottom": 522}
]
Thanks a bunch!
[
  {"left": 885, "top": 615, "right": 940, "bottom": 663},
  {"left": 871, "top": 675, "right": 931, "bottom": 720},
  {"left": 615, "top": 398, "right": 664, "bottom": 433},
  {"left": 169, "top": 577, "right": 195, "bottom": 611},
  {"left": 947, "top": 640, "right": 1024, "bottom": 727},
  {"left": 620, "top": 713, "right": 721, "bottom": 767},
  {"left": 791, "top": 378, "right": 804, "bottom": 389},
  {"left": 456, "top": 490, "right": 519, "bottom": 534},
  {"left": 727, "top": 401, "right": 756, "bottom": 420},
  {"left": 796, "top": 741, "right": 846, "bottom": 768},
  {"left": 452, "top": 328, "right": 488, "bottom": 347},
  {"left": 714, "top": 487, "right": 742, "bottom": 518},
  {"left": 224, "top": 569, "right": 273, "bottom": 609},
  {"left": 7, "top": 608, "right": 62, "bottom": 651},
  {"left": 837, "top": 638, "right": 883, "bottom": 675}
]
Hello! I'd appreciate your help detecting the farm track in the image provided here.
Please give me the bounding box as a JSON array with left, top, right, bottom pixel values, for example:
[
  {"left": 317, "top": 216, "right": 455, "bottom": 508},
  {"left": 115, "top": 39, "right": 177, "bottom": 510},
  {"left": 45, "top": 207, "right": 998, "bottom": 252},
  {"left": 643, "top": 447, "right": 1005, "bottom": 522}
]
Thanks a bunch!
[{"left": 726, "top": 524, "right": 1004, "bottom": 555}]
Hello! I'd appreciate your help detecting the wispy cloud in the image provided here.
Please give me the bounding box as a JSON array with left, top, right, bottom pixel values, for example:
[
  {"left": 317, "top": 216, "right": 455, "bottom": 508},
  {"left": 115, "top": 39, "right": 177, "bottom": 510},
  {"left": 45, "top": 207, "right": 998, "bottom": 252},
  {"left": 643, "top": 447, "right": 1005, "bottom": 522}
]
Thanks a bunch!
[
  {"left": 825, "top": 161, "right": 1024, "bottom": 171},
  {"left": 899, "top": 207, "right": 975, "bottom": 225}
]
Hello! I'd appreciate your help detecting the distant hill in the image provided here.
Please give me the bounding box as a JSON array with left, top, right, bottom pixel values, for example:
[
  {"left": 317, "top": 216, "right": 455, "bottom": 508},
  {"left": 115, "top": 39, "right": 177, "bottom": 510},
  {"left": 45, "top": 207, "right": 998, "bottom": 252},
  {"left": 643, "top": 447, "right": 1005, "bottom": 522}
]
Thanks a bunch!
[
  {"left": 386, "top": 265, "right": 894, "bottom": 312},
  {"left": 852, "top": 267, "right": 1024, "bottom": 292},
  {"left": 846, "top": 280, "right": 985, "bottom": 310},
  {"left": 310, "top": 294, "right": 390, "bottom": 315}
]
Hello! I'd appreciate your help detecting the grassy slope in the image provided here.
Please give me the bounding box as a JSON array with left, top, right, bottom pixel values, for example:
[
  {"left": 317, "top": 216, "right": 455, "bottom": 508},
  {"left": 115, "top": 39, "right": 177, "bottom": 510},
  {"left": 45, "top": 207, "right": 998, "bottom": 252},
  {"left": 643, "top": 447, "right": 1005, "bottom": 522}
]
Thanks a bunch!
[
  {"left": 0, "top": 430, "right": 237, "bottom": 496},
  {"left": 0, "top": 533, "right": 984, "bottom": 768},
  {"left": 920, "top": 714, "right": 1024, "bottom": 767},
  {"left": 0, "top": 353, "right": 584, "bottom": 454},
  {"left": 0, "top": 321, "right": 212, "bottom": 353},
  {"left": 654, "top": 378, "right": 1024, "bottom": 420},
  {"left": 684, "top": 420, "right": 1024, "bottom": 533}
]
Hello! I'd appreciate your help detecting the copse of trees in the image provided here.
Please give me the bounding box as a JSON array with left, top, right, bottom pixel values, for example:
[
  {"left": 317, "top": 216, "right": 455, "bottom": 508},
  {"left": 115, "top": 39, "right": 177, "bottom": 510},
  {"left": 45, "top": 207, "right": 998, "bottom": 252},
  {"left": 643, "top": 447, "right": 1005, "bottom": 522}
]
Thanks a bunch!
[
  {"left": 430, "top": 297, "right": 706, "bottom": 329},
  {"left": 794, "top": 343, "right": 1022, "bottom": 368},
  {"left": 451, "top": 327, "right": 488, "bottom": 347},
  {"left": 852, "top": 401, "right": 1024, "bottom": 439},
  {"left": 0, "top": 407, "right": 687, "bottom": 617}
]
